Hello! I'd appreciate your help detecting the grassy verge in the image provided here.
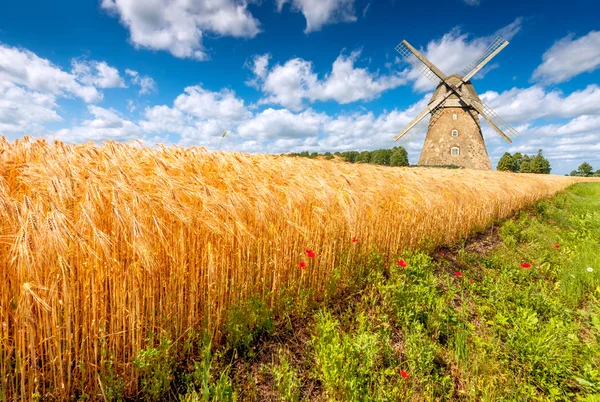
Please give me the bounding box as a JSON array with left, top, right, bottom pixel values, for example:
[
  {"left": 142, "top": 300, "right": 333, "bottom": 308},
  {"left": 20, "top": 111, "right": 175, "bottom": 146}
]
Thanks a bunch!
[{"left": 107, "top": 183, "right": 600, "bottom": 401}]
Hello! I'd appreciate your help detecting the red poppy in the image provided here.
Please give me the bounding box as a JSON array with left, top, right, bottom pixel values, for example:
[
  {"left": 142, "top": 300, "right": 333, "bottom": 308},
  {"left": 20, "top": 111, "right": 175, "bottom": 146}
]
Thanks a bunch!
[
  {"left": 397, "top": 260, "right": 407, "bottom": 268},
  {"left": 401, "top": 369, "right": 409, "bottom": 379},
  {"left": 555, "top": 244, "right": 560, "bottom": 249},
  {"left": 469, "top": 278, "right": 475, "bottom": 283},
  {"left": 305, "top": 249, "right": 316, "bottom": 258},
  {"left": 440, "top": 252, "right": 445, "bottom": 257},
  {"left": 454, "top": 271, "right": 462, "bottom": 277},
  {"left": 520, "top": 263, "right": 531, "bottom": 269},
  {"left": 511, "top": 217, "right": 515, "bottom": 221},
  {"left": 352, "top": 237, "right": 358, "bottom": 243},
  {"left": 298, "top": 261, "right": 307, "bottom": 269}
]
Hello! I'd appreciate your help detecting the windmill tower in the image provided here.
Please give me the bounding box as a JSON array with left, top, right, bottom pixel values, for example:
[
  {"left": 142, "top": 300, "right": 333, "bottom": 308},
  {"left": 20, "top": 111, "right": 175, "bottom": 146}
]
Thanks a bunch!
[{"left": 394, "top": 37, "right": 519, "bottom": 170}]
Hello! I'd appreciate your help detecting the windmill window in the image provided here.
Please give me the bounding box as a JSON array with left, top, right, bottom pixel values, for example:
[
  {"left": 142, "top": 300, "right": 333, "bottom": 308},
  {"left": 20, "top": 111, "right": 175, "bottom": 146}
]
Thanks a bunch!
[
  {"left": 451, "top": 147, "right": 460, "bottom": 156},
  {"left": 452, "top": 114, "right": 457, "bottom": 120},
  {"left": 452, "top": 129, "right": 459, "bottom": 137}
]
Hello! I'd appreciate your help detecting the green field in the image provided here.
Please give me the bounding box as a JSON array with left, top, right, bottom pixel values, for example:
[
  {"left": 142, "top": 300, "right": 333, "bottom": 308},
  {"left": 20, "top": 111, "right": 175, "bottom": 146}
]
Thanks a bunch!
[{"left": 111, "top": 183, "right": 600, "bottom": 401}]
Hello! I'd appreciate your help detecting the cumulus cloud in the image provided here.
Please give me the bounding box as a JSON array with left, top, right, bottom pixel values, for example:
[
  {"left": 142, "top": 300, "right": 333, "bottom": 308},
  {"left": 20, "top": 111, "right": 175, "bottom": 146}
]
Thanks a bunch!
[
  {"left": 532, "top": 30, "right": 600, "bottom": 84},
  {"left": 276, "top": 0, "right": 357, "bottom": 33},
  {"left": 0, "top": 44, "right": 101, "bottom": 102},
  {"left": 174, "top": 85, "right": 251, "bottom": 121},
  {"left": 481, "top": 84, "right": 600, "bottom": 123},
  {"left": 101, "top": 0, "right": 261, "bottom": 60},
  {"left": 237, "top": 108, "right": 326, "bottom": 140},
  {"left": 0, "top": 82, "right": 62, "bottom": 134},
  {"left": 49, "top": 105, "right": 144, "bottom": 143},
  {"left": 71, "top": 59, "right": 125, "bottom": 88},
  {"left": 248, "top": 50, "right": 407, "bottom": 111},
  {"left": 125, "top": 69, "right": 156, "bottom": 95},
  {"left": 402, "top": 18, "right": 523, "bottom": 92}
]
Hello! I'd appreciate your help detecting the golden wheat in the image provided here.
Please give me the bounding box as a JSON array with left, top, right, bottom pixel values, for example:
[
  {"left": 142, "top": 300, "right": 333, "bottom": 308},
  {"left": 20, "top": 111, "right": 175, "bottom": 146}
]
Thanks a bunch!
[{"left": 0, "top": 136, "right": 597, "bottom": 399}]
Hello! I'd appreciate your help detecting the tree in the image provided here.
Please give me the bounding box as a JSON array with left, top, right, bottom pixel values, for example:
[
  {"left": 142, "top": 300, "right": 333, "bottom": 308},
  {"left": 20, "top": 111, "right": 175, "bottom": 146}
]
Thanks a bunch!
[
  {"left": 530, "top": 149, "right": 551, "bottom": 174},
  {"left": 355, "top": 151, "right": 371, "bottom": 164},
  {"left": 512, "top": 152, "right": 523, "bottom": 172},
  {"left": 520, "top": 160, "right": 532, "bottom": 173},
  {"left": 390, "top": 147, "right": 409, "bottom": 167},
  {"left": 340, "top": 151, "right": 358, "bottom": 163},
  {"left": 370, "top": 149, "right": 392, "bottom": 165},
  {"left": 497, "top": 152, "right": 515, "bottom": 172},
  {"left": 577, "top": 162, "right": 594, "bottom": 177},
  {"left": 569, "top": 170, "right": 578, "bottom": 177},
  {"left": 595, "top": 170, "right": 600, "bottom": 177}
]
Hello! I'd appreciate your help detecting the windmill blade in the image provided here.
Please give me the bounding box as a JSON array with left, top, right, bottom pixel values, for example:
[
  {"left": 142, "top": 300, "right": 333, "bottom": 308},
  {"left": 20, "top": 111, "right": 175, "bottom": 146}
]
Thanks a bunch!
[
  {"left": 460, "top": 95, "right": 518, "bottom": 143},
  {"left": 395, "top": 114, "right": 431, "bottom": 143},
  {"left": 394, "top": 106, "right": 432, "bottom": 141},
  {"left": 395, "top": 40, "right": 447, "bottom": 83},
  {"left": 394, "top": 91, "right": 450, "bottom": 141},
  {"left": 461, "top": 36, "right": 509, "bottom": 82}
]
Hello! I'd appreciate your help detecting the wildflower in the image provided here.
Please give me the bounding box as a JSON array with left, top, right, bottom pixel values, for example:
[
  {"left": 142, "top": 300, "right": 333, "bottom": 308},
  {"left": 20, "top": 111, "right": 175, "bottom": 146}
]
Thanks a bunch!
[
  {"left": 305, "top": 249, "right": 316, "bottom": 258},
  {"left": 298, "top": 261, "right": 307, "bottom": 269},
  {"left": 352, "top": 237, "right": 358, "bottom": 243},
  {"left": 439, "top": 252, "right": 445, "bottom": 257},
  {"left": 397, "top": 260, "right": 407, "bottom": 268},
  {"left": 454, "top": 271, "right": 462, "bottom": 277},
  {"left": 555, "top": 244, "right": 560, "bottom": 249},
  {"left": 469, "top": 278, "right": 475, "bottom": 283},
  {"left": 521, "top": 263, "right": 531, "bottom": 269},
  {"left": 511, "top": 217, "right": 515, "bottom": 221},
  {"left": 588, "top": 267, "right": 594, "bottom": 273},
  {"left": 401, "top": 369, "right": 409, "bottom": 379}
]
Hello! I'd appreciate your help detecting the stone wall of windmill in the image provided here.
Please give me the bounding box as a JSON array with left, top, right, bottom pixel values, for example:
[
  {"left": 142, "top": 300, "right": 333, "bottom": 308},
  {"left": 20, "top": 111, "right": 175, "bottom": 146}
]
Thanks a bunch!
[{"left": 418, "top": 107, "right": 492, "bottom": 170}]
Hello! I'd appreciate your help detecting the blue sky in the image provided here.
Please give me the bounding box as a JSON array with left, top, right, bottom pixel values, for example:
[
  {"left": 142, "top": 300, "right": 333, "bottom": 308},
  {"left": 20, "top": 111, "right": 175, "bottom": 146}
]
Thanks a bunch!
[{"left": 1, "top": 0, "right": 599, "bottom": 174}]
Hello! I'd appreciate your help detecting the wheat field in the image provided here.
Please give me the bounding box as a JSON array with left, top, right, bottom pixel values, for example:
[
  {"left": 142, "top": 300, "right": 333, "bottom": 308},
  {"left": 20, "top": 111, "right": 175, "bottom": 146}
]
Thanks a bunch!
[{"left": 0, "top": 136, "right": 595, "bottom": 399}]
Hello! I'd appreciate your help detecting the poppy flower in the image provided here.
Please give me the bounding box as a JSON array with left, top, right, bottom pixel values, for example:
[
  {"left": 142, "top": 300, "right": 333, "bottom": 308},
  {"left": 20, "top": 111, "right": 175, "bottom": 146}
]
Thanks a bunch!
[
  {"left": 439, "top": 252, "right": 445, "bottom": 257},
  {"left": 298, "top": 261, "right": 307, "bottom": 269},
  {"left": 469, "top": 278, "right": 475, "bottom": 283},
  {"left": 555, "top": 244, "right": 560, "bottom": 249},
  {"left": 454, "top": 271, "right": 462, "bottom": 277},
  {"left": 401, "top": 369, "right": 409, "bottom": 379},
  {"left": 305, "top": 249, "right": 316, "bottom": 258},
  {"left": 511, "top": 217, "right": 515, "bottom": 221},
  {"left": 520, "top": 263, "right": 531, "bottom": 269},
  {"left": 352, "top": 237, "right": 358, "bottom": 243},
  {"left": 397, "top": 260, "right": 407, "bottom": 268}
]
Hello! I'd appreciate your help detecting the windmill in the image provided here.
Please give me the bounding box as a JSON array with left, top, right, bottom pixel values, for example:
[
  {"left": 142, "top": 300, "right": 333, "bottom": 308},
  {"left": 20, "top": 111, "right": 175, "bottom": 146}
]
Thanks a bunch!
[{"left": 394, "top": 36, "right": 518, "bottom": 170}]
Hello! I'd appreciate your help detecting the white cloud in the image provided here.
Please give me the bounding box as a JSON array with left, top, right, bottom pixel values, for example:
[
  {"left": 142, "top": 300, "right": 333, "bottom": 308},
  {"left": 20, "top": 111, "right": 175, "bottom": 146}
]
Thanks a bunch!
[
  {"left": 404, "top": 18, "right": 523, "bottom": 92},
  {"left": 532, "top": 30, "right": 600, "bottom": 84},
  {"left": 237, "top": 108, "right": 326, "bottom": 140},
  {"left": 49, "top": 105, "right": 144, "bottom": 143},
  {"left": 276, "top": 0, "right": 357, "bottom": 33},
  {"left": 174, "top": 85, "right": 250, "bottom": 121},
  {"left": 0, "top": 82, "right": 62, "bottom": 134},
  {"left": 101, "top": 0, "right": 261, "bottom": 60},
  {"left": 245, "top": 54, "right": 271, "bottom": 89},
  {"left": 125, "top": 69, "right": 156, "bottom": 95},
  {"left": 139, "top": 86, "right": 250, "bottom": 146},
  {"left": 71, "top": 59, "right": 125, "bottom": 88},
  {"left": 250, "top": 50, "right": 407, "bottom": 111},
  {"left": 0, "top": 44, "right": 101, "bottom": 102},
  {"left": 482, "top": 84, "right": 600, "bottom": 123}
]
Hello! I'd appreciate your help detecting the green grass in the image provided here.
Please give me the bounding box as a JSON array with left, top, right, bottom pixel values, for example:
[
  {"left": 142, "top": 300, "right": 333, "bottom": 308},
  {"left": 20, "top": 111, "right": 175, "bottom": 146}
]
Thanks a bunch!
[{"left": 127, "top": 183, "right": 600, "bottom": 401}]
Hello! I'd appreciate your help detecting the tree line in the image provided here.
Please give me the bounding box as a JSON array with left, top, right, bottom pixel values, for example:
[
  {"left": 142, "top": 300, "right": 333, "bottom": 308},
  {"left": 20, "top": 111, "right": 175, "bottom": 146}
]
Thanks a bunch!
[
  {"left": 496, "top": 150, "right": 551, "bottom": 174},
  {"left": 288, "top": 147, "right": 410, "bottom": 167},
  {"left": 567, "top": 162, "right": 600, "bottom": 177}
]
